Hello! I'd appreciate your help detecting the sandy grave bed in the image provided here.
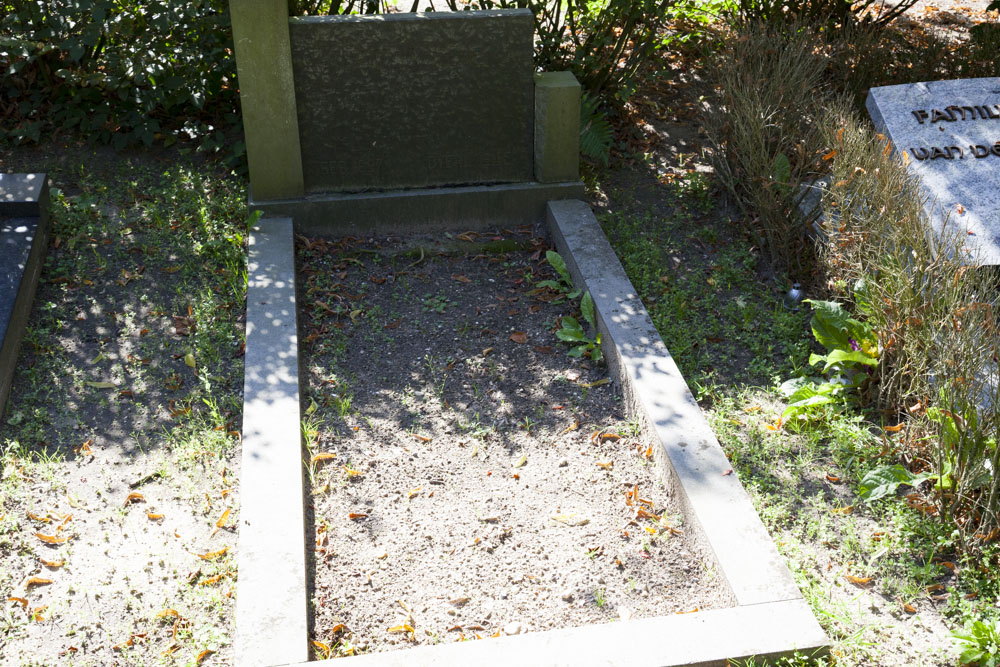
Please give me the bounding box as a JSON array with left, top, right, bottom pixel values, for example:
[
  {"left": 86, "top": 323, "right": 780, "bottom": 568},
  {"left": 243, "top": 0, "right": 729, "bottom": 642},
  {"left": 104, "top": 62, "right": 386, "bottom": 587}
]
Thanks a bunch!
[{"left": 296, "top": 228, "right": 728, "bottom": 659}]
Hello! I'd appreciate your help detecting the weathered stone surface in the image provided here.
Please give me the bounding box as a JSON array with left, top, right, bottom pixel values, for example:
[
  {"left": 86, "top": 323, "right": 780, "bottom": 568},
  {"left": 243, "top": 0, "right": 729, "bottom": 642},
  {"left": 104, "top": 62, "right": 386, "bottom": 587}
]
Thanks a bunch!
[
  {"left": 288, "top": 10, "right": 534, "bottom": 193},
  {"left": 231, "top": 0, "right": 305, "bottom": 201},
  {"left": 867, "top": 77, "right": 1000, "bottom": 264},
  {"left": 547, "top": 199, "right": 806, "bottom": 609},
  {"left": 236, "top": 217, "right": 308, "bottom": 667},
  {"left": 250, "top": 180, "right": 584, "bottom": 236},
  {"left": 534, "top": 72, "right": 581, "bottom": 183},
  {"left": 0, "top": 174, "right": 49, "bottom": 417},
  {"left": 288, "top": 599, "right": 827, "bottom": 667}
]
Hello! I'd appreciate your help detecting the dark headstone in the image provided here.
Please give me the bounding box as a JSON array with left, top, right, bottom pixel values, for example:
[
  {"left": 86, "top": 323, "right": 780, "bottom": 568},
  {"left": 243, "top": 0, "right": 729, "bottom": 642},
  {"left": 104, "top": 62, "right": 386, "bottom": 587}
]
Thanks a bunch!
[
  {"left": 0, "top": 173, "right": 50, "bottom": 416},
  {"left": 288, "top": 10, "right": 534, "bottom": 194}
]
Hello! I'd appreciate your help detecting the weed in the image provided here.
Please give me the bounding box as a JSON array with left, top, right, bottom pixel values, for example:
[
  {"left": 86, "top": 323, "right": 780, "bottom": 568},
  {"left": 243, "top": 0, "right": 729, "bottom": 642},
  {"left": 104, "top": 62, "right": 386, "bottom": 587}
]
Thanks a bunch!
[
  {"left": 535, "top": 251, "right": 581, "bottom": 302},
  {"left": 952, "top": 618, "right": 1000, "bottom": 667},
  {"left": 556, "top": 292, "right": 602, "bottom": 362},
  {"left": 422, "top": 293, "right": 456, "bottom": 314}
]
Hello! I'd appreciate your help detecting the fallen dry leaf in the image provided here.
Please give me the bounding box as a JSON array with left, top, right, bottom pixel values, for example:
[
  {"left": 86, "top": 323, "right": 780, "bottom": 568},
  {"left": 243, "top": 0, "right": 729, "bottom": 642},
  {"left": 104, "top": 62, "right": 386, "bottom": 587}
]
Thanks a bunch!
[
  {"left": 210, "top": 508, "right": 231, "bottom": 537},
  {"left": 124, "top": 492, "right": 145, "bottom": 505},
  {"left": 551, "top": 513, "right": 589, "bottom": 526},
  {"left": 34, "top": 532, "right": 69, "bottom": 545},
  {"left": 510, "top": 331, "right": 527, "bottom": 344},
  {"left": 561, "top": 419, "right": 579, "bottom": 434},
  {"left": 39, "top": 558, "right": 64, "bottom": 569},
  {"left": 197, "top": 547, "right": 229, "bottom": 560},
  {"left": 197, "top": 649, "right": 216, "bottom": 664},
  {"left": 845, "top": 575, "right": 872, "bottom": 586},
  {"left": 198, "top": 574, "right": 227, "bottom": 587}
]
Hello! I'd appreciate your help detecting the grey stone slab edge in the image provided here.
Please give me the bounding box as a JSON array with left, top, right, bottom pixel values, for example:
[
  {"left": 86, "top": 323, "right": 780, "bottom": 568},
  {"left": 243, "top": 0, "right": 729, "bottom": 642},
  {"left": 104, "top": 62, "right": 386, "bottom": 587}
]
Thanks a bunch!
[
  {"left": 280, "top": 599, "right": 824, "bottom": 667},
  {"left": 251, "top": 181, "right": 584, "bottom": 235},
  {"left": 0, "top": 216, "right": 49, "bottom": 419},
  {"left": 546, "top": 201, "right": 826, "bottom": 643},
  {"left": 236, "top": 218, "right": 309, "bottom": 667}
]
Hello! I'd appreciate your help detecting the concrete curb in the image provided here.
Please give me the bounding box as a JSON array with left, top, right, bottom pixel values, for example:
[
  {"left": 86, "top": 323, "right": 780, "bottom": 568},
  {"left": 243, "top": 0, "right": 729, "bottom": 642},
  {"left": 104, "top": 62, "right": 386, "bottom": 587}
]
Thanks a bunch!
[
  {"left": 546, "top": 201, "right": 828, "bottom": 652},
  {"left": 245, "top": 203, "right": 828, "bottom": 666},
  {"left": 285, "top": 599, "right": 824, "bottom": 667},
  {"left": 236, "top": 217, "right": 309, "bottom": 667}
]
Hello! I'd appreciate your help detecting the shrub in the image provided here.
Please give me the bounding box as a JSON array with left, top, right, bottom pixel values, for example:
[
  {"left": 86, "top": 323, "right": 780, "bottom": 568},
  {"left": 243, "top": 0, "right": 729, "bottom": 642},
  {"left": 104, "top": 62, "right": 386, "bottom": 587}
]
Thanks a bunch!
[
  {"left": 703, "top": 21, "right": 829, "bottom": 273},
  {"left": 822, "top": 21, "right": 1000, "bottom": 112},
  {"left": 440, "top": 0, "right": 683, "bottom": 101},
  {"left": 816, "top": 102, "right": 1000, "bottom": 546},
  {"left": 725, "top": 0, "right": 918, "bottom": 28},
  {"left": 0, "top": 0, "right": 242, "bottom": 165}
]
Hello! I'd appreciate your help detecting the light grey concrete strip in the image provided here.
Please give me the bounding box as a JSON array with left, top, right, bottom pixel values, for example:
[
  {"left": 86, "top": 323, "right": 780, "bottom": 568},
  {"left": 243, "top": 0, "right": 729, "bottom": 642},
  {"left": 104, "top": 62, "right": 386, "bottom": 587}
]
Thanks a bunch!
[
  {"left": 546, "top": 200, "right": 807, "bottom": 610},
  {"left": 237, "top": 218, "right": 309, "bottom": 667},
  {"left": 280, "top": 599, "right": 827, "bottom": 667}
]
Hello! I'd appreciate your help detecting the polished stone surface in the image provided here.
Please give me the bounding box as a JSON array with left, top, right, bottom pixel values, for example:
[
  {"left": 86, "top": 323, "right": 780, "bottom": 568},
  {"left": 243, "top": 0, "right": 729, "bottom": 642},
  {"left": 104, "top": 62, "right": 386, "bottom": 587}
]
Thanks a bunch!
[{"left": 0, "top": 173, "right": 49, "bottom": 416}]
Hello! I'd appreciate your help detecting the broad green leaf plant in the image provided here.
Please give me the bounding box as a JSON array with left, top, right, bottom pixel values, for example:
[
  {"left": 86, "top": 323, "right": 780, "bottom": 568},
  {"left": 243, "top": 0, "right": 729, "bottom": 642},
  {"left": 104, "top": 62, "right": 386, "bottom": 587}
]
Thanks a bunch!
[
  {"left": 539, "top": 251, "right": 602, "bottom": 362},
  {"left": 779, "top": 298, "right": 878, "bottom": 425}
]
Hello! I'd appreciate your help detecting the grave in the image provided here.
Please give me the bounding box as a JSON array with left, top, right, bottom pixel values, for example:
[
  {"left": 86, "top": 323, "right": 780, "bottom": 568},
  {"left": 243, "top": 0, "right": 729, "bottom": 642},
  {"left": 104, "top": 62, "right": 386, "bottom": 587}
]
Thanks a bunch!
[
  {"left": 0, "top": 173, "right": 50, "bottom": 417},
  {"left": 867, "top": 77, "right": 1000, "bottom": 264},
  {"left": 230, "top": 4, "right": 827, "bottom": 664},
  {"left": 230, "top": 4, "right": 583, "bottom": 235}
]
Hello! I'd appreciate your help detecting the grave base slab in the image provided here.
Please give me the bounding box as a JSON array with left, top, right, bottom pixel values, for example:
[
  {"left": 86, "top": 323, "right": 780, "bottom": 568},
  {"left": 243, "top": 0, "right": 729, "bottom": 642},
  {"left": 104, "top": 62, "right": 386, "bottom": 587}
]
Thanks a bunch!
[{"left": 249, "top": 181, "right": 584, "bottom": 236}]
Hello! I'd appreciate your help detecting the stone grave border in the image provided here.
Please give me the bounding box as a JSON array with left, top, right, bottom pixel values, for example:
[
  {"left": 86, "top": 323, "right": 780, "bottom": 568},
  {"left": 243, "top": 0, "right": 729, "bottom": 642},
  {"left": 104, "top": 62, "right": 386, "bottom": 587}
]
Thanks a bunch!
[
  {"left": 237, "top": 202, "right": 829, "bottom": 666},
  {"left": 0, "top": 173, "right": 50, "bottom": 418}
]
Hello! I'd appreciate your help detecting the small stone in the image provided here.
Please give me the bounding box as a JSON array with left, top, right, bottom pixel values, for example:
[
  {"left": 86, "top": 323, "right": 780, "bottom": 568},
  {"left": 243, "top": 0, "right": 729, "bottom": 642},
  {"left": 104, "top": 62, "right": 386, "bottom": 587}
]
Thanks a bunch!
[
  {"left": 560, "top": 591, "right": 574, "bottom": 602},
  {"left": 558, "top": 458, "right": 569, "bottom": 467},
  {"left": 447, "top": 608, "right": 457, "bottom": 616},
  {"left": 503, "top": 622, "right": 526, "bottom": 636}
]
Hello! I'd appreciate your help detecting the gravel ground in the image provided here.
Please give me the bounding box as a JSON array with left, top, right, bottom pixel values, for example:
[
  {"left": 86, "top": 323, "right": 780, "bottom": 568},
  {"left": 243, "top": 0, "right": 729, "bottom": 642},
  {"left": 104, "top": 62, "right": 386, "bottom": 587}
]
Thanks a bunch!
[{"left": 297, "top": 230, "right": 728, "bottom": 658}]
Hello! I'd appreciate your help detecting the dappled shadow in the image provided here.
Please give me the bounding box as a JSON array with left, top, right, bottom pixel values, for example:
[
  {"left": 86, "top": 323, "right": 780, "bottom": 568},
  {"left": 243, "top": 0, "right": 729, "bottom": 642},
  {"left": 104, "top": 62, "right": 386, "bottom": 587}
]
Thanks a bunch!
[{"left": 0, "top": 146, "right": 246, "bottom": 463}]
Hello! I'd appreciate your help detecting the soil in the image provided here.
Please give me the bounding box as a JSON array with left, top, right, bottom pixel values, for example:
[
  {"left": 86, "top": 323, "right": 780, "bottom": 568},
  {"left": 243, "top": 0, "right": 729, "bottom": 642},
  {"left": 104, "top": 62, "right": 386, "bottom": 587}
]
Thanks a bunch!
[
  {"left": 0, "top": 143, "right": 244, "bottom": 666},
  {"left": 296, "top": 230, "right": 727, "bottom": 657}
]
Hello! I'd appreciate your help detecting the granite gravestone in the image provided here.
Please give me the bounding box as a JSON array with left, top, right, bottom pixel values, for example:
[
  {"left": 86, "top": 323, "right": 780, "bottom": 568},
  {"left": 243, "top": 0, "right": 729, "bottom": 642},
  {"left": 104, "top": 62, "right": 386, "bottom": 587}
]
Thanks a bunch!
[
  {"left": 287, "top": 10, "right": 534, "bottom": 194},
  {"left": 867, "top": 78, "right": 1000, "bottom": 264},
  {"left": 1, "top": 173, "right": 50, "bottom": 416}
]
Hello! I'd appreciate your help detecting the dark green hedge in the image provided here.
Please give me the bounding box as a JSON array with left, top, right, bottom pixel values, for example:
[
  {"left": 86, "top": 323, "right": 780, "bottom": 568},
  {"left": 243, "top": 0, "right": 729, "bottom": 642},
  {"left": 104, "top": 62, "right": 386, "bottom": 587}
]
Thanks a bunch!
[{"left": 1, "top": 1, "right": 243, "bottom": 164}]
